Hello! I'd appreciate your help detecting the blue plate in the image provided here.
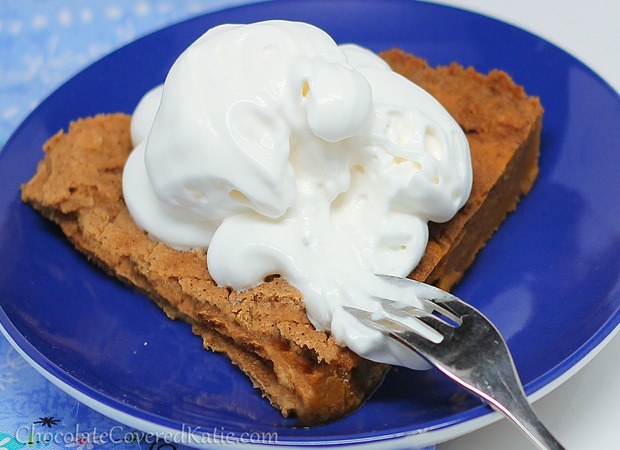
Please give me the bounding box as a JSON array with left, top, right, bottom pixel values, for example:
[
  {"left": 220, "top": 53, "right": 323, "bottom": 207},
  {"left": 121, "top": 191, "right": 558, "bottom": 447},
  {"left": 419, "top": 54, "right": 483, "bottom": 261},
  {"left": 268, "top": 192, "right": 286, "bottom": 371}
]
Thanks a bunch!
[{"left": 1, "top": 0, "right": 619, "bottom": 447}]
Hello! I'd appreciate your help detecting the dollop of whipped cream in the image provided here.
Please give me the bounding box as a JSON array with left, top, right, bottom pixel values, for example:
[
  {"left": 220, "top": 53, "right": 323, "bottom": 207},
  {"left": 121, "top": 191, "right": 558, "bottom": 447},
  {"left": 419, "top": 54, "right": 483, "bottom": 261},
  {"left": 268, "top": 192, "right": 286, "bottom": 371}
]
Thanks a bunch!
[{"left": 123, "top": 20, "right": 472, "bottom": 368}]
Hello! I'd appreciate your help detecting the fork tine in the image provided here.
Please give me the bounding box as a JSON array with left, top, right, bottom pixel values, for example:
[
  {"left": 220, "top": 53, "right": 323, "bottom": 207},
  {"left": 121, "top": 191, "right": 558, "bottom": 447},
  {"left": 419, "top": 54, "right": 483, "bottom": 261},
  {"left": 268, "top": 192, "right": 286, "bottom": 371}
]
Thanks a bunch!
[
  {"left": 376, "top": 273, "right": 471, "bottom": 320},
  {"left": 343, "top": 305, "right": 445, "bottom": 343},
  {"left": 377, "top": 297, "right": 458, "bottom": 332},
  {"left": 426, "top": 295, "right": 475, "bottom": 318},
  {"left": 375, "top": 297, "right": 422, "bottom": 318},
  {"left": 410, "top": 310, "right": 457, "bottom": 336},
  {"left": 418, "top": 298, "right": 463, "bottom": 326},
  {"left": 342, "top": 305, "right": 414, "bottom": 335},
  {"left": 374, "top": 283, "right": 463, "bottom": 326}
]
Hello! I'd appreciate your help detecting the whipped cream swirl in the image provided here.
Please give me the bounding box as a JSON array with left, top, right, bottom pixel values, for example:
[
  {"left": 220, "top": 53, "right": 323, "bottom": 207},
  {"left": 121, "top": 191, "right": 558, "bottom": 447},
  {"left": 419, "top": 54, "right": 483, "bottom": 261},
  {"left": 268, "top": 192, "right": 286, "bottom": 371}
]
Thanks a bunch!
[{"left": 123, "top": 20, "right": 472, "bottom": 367}]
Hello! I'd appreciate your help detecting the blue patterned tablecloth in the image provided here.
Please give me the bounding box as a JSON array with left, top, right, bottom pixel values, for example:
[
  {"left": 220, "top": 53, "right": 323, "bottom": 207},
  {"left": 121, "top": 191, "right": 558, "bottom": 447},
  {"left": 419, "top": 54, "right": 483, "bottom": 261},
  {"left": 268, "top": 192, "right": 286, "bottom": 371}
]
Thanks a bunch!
[
  {"left": 0, "top": 1, "right": 435, "bottom": 448},
  {"left": 0, "top": 336, "right": 157, "bottom": 450},
  {"left": 0, "top": 0, "right": 257, "bottom": 149}
]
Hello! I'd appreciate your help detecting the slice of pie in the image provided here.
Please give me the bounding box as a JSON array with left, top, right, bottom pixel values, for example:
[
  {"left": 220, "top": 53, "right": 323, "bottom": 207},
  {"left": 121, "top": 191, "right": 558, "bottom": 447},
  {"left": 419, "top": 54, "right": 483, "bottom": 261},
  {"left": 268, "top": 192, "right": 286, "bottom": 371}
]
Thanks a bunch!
[{"left": 21, "top": 49, "right": 543, "bottom": 425}]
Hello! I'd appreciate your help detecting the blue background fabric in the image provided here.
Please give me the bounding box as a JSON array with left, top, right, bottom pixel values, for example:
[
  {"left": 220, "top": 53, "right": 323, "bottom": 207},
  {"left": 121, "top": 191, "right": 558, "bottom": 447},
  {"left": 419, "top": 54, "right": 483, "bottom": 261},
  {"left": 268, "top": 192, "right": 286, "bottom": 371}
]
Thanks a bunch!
[
  {"left": 0, "top": 1, "right": 433, "bottom": 448},
  {"left": 0, "top": 0, "right": 254, "bottom": 148}
]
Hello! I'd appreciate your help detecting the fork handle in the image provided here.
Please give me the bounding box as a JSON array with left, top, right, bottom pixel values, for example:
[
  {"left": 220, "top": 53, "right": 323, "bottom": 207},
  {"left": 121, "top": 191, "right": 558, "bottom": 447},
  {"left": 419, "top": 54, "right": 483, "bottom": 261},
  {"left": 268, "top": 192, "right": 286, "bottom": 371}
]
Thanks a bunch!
[
  {"left": 492, "top": 393, "right": 565, "bottom": 450},
  {"left": 431, "top": 339, "right": 566, "bottom": 450}
]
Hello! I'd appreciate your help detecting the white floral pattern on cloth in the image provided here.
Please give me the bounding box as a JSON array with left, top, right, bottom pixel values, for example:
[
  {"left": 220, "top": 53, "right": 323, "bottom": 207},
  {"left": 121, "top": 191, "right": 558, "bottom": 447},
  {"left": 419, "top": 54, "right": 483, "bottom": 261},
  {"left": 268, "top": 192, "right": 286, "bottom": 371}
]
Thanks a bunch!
[{"left": 0, "top": 2, "right": 435, "bottom": 448}]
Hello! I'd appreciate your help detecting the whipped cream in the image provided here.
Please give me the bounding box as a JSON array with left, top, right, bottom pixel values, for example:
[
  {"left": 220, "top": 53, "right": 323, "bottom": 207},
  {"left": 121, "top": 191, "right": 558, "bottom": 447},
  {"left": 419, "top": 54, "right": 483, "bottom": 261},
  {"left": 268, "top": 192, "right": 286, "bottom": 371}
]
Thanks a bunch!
[{"left": 123, "top": 20, "right": 472, "bottom": 368}]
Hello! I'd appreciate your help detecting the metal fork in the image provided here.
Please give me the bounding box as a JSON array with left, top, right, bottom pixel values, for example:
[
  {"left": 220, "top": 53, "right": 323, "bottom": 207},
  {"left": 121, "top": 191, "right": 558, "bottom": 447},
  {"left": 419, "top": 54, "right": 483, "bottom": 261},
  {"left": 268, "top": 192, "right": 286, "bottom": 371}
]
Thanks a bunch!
[{"left": 343, "top": 274, "right": 565, "bottom": 450}]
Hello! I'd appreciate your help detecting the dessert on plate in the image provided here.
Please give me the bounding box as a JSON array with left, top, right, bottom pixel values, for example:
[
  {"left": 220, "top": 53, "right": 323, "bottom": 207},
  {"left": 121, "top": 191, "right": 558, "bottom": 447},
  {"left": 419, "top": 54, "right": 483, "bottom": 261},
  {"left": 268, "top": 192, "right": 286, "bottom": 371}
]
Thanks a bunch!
[{"left": 22, "top": 21, "right": 543, "bottom": 425}]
